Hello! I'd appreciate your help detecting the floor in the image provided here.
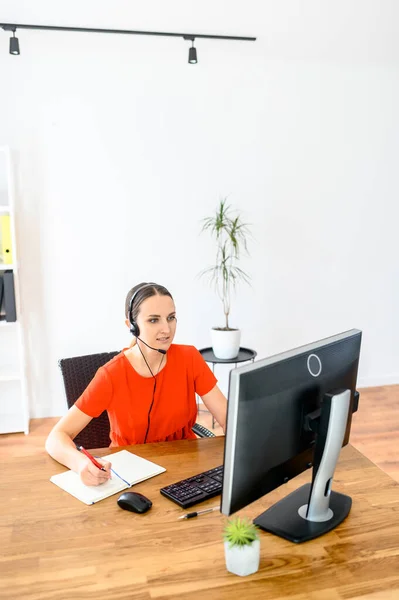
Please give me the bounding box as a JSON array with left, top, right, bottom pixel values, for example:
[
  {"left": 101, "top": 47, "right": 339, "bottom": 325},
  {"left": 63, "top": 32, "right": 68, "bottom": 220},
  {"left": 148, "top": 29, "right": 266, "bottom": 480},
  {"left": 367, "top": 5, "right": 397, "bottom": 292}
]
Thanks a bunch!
[{"left": 1, "top": 385, "right": 398, "bottom": 483}]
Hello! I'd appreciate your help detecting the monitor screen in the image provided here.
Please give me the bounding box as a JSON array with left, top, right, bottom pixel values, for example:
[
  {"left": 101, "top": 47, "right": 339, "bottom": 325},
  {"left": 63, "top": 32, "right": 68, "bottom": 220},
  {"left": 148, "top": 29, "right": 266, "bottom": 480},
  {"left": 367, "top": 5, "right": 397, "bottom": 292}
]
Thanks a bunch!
[{"left": 221, "top": 328, "right": 362, "bottom": 543}]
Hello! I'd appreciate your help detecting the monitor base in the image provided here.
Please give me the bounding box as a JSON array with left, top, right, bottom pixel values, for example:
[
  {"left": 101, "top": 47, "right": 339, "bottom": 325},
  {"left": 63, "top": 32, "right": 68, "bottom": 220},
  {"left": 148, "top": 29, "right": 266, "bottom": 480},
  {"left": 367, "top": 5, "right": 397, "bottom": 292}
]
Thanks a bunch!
[{"left": 253, "top": 483, "right": 352, "bottom": 543}]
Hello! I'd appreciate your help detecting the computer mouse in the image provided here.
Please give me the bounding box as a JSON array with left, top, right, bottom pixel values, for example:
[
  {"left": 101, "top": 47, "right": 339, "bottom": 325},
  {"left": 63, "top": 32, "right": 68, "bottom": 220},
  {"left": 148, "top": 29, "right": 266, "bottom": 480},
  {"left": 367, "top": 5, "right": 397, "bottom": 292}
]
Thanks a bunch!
[{"left": 117, "top": 491, "right": 152, "bottom": 514}]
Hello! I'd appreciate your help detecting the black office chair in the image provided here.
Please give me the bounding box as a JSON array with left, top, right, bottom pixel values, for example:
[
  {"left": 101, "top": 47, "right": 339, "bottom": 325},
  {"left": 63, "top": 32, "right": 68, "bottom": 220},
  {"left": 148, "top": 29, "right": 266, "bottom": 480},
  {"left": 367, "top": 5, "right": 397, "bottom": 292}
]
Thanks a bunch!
[{"left": 59, "top": 350, "right": 215, "bottom": 448}]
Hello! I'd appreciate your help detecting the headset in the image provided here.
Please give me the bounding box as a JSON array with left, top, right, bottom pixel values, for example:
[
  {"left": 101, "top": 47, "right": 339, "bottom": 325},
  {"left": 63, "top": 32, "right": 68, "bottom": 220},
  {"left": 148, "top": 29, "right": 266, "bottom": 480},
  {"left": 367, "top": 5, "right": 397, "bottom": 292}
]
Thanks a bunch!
[{"left": 128, "top": 282, "right": 166, "bottom": 442}]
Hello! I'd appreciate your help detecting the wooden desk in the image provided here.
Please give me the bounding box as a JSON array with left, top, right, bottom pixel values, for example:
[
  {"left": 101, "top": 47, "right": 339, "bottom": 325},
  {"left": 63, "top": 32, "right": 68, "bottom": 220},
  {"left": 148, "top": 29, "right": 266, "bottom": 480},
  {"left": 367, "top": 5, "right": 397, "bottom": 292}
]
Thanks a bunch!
[{"left": 1, "top": 439, "right": 399, "bottom": 600}]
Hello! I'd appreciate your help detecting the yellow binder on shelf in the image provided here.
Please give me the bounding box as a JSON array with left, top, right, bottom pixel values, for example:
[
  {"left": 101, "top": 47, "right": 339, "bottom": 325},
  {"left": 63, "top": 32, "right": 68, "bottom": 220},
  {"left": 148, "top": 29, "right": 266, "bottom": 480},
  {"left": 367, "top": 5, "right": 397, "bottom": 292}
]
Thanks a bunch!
[{"left": 0, "top": 215, "right": 13, "bottom": 264}]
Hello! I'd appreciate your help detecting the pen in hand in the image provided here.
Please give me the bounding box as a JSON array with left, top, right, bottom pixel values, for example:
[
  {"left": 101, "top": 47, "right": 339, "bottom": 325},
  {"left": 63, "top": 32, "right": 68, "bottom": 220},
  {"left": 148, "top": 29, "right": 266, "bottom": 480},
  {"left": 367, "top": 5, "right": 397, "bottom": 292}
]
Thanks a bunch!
[
  {"left": 77, "top": 445, "right": 107, "bottom": 472},
  {"left": 178, "top": 506, "right": 219, "bottom": 520}
]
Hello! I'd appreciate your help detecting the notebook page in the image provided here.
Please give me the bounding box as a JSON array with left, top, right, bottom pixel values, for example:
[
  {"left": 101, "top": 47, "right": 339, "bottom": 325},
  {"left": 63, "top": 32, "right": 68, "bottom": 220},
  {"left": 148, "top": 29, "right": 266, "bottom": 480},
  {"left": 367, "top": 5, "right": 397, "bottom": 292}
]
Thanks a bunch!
[
  {"left": 50, "top": 469, "right": 127, "bottom": 505},
  {"left": 102, "top": 449, "right": 166, "bottom": 485}
]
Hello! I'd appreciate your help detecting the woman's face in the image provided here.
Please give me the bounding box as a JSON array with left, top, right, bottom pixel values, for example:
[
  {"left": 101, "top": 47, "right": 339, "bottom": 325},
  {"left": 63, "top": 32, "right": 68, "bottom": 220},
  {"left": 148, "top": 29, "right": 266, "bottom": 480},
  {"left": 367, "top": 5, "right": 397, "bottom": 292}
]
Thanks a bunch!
[{"left": 134, "top": 293, "right": 177, "bottom": 352}]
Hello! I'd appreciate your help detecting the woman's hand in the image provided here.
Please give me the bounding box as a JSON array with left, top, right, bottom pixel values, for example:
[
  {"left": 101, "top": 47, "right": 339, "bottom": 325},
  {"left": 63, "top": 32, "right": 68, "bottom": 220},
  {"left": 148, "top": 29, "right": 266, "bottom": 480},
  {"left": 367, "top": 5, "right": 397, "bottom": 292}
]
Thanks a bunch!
[{"left": 78, "top": 457, "right": 112, "bottom": 486}]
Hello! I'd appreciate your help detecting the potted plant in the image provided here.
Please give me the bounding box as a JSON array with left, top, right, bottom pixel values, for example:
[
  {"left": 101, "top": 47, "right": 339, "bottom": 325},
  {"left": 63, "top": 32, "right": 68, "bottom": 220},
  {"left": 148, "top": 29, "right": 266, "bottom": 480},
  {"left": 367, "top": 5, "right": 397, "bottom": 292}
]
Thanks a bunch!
[
  {"left": 223, "top": 516, "right": 260, "bottom": 576},
  {"left": 199, "top": 198, "right": 251, "bottom": 359}
]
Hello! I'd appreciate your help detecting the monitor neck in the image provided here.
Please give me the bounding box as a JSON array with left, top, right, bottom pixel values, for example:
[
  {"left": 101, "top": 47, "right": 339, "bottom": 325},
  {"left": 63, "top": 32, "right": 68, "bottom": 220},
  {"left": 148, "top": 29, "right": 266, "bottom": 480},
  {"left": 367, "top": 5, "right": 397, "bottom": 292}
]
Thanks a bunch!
[{"left": 301, "top": 389, "right": 351, "bottom": 522}]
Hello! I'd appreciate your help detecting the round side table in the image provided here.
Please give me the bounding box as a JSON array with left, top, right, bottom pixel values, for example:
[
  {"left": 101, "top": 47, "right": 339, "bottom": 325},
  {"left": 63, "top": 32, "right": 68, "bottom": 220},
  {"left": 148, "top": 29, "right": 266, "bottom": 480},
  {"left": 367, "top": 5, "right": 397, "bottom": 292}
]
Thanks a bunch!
[{"left": 198, "top": 347, "right": 257, "bottom": 428}]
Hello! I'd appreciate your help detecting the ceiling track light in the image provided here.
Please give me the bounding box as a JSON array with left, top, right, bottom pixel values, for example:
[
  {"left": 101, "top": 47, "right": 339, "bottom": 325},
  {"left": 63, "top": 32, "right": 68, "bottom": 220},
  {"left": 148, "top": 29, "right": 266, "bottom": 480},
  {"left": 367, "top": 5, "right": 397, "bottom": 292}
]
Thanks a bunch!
[
  {"left": 1, "top": 22, "right": 255, "bottom": 62},
  {"left": 7, "top": 28, "right": 20, "bottom": 55},
  {"left": 186, "top": 37, "right": 198, "bottom": 64}
]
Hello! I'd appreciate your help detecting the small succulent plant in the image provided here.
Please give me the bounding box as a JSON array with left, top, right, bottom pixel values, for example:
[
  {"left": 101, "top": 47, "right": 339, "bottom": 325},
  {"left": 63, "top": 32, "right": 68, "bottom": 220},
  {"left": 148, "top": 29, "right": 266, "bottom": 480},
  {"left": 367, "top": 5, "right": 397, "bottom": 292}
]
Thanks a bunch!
[{"left": 223, "top": 517, "right": 259, "bottom": 548}]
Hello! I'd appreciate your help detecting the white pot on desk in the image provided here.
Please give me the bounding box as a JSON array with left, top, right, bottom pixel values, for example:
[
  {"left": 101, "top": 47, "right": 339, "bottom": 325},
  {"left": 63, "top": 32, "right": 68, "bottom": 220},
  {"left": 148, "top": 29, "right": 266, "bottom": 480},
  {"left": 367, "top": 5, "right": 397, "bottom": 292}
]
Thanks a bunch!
[{"left": 224, "top": 539, "right": 260, "bottom": 577}]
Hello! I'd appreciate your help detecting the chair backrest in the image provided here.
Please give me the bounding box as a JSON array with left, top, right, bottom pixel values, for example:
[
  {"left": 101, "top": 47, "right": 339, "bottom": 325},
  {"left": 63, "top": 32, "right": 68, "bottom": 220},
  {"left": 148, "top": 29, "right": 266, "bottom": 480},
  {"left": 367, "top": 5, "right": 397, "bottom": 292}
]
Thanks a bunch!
[{"left": 58, "top": 351, "right": 119, "bottom": 448}]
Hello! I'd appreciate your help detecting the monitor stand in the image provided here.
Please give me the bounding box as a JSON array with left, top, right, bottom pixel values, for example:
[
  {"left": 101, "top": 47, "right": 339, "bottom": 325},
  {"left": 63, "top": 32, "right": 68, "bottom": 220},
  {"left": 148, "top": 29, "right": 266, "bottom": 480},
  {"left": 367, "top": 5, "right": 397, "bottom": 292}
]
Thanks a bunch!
[{"left": 254, "top": 389, "right": 352, "bottom": 543}]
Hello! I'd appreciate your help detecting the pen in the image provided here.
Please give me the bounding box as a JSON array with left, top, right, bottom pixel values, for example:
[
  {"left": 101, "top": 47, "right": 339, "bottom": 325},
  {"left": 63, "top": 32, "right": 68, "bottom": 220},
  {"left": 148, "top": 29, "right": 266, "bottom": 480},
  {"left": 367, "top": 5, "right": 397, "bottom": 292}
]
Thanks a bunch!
[
  {"left": 178, "top": 506, "right": 219, "bottom": 520},
  {"left": 77, "top": 445, "right": 106, "bottom": 472}
]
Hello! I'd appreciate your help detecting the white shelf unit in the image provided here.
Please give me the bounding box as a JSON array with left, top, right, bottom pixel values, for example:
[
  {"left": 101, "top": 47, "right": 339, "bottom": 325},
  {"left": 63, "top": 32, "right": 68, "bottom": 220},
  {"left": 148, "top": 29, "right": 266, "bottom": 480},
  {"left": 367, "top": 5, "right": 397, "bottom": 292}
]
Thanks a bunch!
[{"left": 0, "top": 147, "right": 29, "bottom": 435}]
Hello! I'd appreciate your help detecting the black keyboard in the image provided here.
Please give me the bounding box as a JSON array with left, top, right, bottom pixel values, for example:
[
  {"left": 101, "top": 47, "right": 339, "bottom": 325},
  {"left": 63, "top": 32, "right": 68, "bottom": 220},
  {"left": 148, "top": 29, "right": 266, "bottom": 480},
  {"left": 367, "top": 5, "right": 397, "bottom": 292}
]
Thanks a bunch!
[
  {"left": 160, "top": 465, "right": 224, "bottom": 508},
  {"left": 191, "top": 423, "right": 216, "bottom": 438}
]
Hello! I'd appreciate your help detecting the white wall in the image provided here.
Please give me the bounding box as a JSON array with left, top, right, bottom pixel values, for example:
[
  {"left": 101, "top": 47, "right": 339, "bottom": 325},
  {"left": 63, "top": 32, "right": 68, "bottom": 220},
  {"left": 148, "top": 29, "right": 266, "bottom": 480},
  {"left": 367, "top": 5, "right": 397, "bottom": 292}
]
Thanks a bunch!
[{"left": 0, "top": 0, "right": 398, "bottom": 418}]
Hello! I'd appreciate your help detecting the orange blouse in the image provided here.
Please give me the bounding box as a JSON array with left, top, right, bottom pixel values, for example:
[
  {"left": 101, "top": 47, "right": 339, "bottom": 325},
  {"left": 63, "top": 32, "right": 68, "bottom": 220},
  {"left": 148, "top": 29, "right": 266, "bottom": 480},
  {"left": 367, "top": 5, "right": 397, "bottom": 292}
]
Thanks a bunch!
[{"left": 75, "top": 344, "right": 217, "bottom": 446}]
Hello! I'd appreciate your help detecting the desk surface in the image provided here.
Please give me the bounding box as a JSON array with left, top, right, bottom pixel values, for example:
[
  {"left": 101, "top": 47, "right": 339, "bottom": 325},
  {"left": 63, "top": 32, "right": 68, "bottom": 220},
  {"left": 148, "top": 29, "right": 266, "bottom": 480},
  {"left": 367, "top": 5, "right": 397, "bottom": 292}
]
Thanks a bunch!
[{"left": 1, "top": 439, "right": 399, "bottom": 600}]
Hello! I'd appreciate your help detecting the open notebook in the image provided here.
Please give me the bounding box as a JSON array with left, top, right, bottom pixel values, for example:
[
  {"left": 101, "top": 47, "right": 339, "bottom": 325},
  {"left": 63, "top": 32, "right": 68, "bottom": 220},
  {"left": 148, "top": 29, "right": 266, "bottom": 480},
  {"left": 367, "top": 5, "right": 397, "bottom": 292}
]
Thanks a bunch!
[{"left": 50, "top": 449, "right": 166, "bottom": 505}]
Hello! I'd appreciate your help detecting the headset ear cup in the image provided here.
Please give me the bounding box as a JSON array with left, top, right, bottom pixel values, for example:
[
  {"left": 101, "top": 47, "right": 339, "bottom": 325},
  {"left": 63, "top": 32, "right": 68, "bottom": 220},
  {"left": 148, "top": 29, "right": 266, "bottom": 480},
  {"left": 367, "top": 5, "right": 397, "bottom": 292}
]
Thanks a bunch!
[{"left": 130, "top": 321, "right": 140, "bottom": 337}]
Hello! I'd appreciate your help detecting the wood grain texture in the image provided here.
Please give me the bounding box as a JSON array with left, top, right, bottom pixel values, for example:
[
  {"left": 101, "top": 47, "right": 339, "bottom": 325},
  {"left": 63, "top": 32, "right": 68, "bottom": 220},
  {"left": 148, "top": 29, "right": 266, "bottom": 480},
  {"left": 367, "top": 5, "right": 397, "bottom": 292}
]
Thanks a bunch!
[
  {"left": 349, "top": 385, "right": 399, "bottom": 483},
  {"left": 1, "top": 438, "right": 398, "bottom": 600}
]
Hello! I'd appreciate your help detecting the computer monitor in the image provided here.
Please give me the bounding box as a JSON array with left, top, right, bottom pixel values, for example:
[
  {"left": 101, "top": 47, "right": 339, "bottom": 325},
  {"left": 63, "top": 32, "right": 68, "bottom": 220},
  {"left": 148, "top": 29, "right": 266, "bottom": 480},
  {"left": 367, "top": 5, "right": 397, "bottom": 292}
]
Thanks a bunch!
[{"left": 221, "top": 328, "right": 362, "bottom": 543}]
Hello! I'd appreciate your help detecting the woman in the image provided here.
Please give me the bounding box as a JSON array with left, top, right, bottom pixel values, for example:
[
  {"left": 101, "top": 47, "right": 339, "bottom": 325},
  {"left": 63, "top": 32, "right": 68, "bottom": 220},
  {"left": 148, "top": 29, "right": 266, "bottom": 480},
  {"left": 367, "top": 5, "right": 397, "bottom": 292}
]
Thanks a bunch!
[{"left": 45, "top": 282, "right": 227, "bottom": 486}]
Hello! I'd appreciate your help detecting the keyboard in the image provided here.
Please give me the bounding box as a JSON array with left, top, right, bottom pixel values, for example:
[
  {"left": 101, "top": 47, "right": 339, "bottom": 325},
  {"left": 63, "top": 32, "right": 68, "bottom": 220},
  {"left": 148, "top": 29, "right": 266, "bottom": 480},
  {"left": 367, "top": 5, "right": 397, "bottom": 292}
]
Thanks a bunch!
[
  {"left": 191, "top": 423, "right": 216, "bottom": 438},
  {"left": 160, "top": 465, "right": 224, "bottom": 508}
]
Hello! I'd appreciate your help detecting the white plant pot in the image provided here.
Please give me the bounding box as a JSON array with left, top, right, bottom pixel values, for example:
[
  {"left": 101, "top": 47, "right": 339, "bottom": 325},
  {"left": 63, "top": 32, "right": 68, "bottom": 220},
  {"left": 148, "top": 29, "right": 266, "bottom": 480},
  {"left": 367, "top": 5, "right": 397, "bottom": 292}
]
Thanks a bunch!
[
  {"left": 224, "top": 539, "right": 260, "bottom": 577},
  {"left": 211, "top": 328, "right": 241, "bottom": 360}
]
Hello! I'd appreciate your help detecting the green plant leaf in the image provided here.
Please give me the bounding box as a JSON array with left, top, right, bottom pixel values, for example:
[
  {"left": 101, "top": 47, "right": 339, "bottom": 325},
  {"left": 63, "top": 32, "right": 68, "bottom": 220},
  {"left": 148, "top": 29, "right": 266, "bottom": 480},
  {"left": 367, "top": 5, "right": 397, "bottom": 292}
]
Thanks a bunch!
[
  {"left": 223, "top": 517, "right": 259, "bottom": 547},
  {"left": 198, "top": 198, "right": 252, "bottom": 325}
]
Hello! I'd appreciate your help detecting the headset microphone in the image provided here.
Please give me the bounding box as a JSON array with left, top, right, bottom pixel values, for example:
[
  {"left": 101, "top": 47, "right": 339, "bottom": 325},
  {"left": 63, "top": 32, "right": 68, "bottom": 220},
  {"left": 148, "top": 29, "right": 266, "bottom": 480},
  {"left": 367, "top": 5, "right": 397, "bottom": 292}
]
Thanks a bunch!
[{"left": 137, "top": 337, "right": 167, "bottom": 355}]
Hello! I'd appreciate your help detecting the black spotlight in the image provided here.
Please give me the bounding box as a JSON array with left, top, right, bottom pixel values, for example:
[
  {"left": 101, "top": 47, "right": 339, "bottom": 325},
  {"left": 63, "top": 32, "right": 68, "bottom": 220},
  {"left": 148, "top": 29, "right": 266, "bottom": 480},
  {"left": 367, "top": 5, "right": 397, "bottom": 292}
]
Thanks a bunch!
[
  {"left": 188, "top": 40, "right": 197, "bottom": 64},
  {"left": 10, "top": 31, "right": 20, "bottom": 55}
]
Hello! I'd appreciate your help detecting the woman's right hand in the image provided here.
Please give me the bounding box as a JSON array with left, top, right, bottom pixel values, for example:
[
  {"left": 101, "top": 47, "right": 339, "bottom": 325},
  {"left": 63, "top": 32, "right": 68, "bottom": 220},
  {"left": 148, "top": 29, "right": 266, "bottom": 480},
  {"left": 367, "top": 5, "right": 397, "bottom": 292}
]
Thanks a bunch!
[{"left": 78, "top": 457, "right": 112, "bottom": 486}]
